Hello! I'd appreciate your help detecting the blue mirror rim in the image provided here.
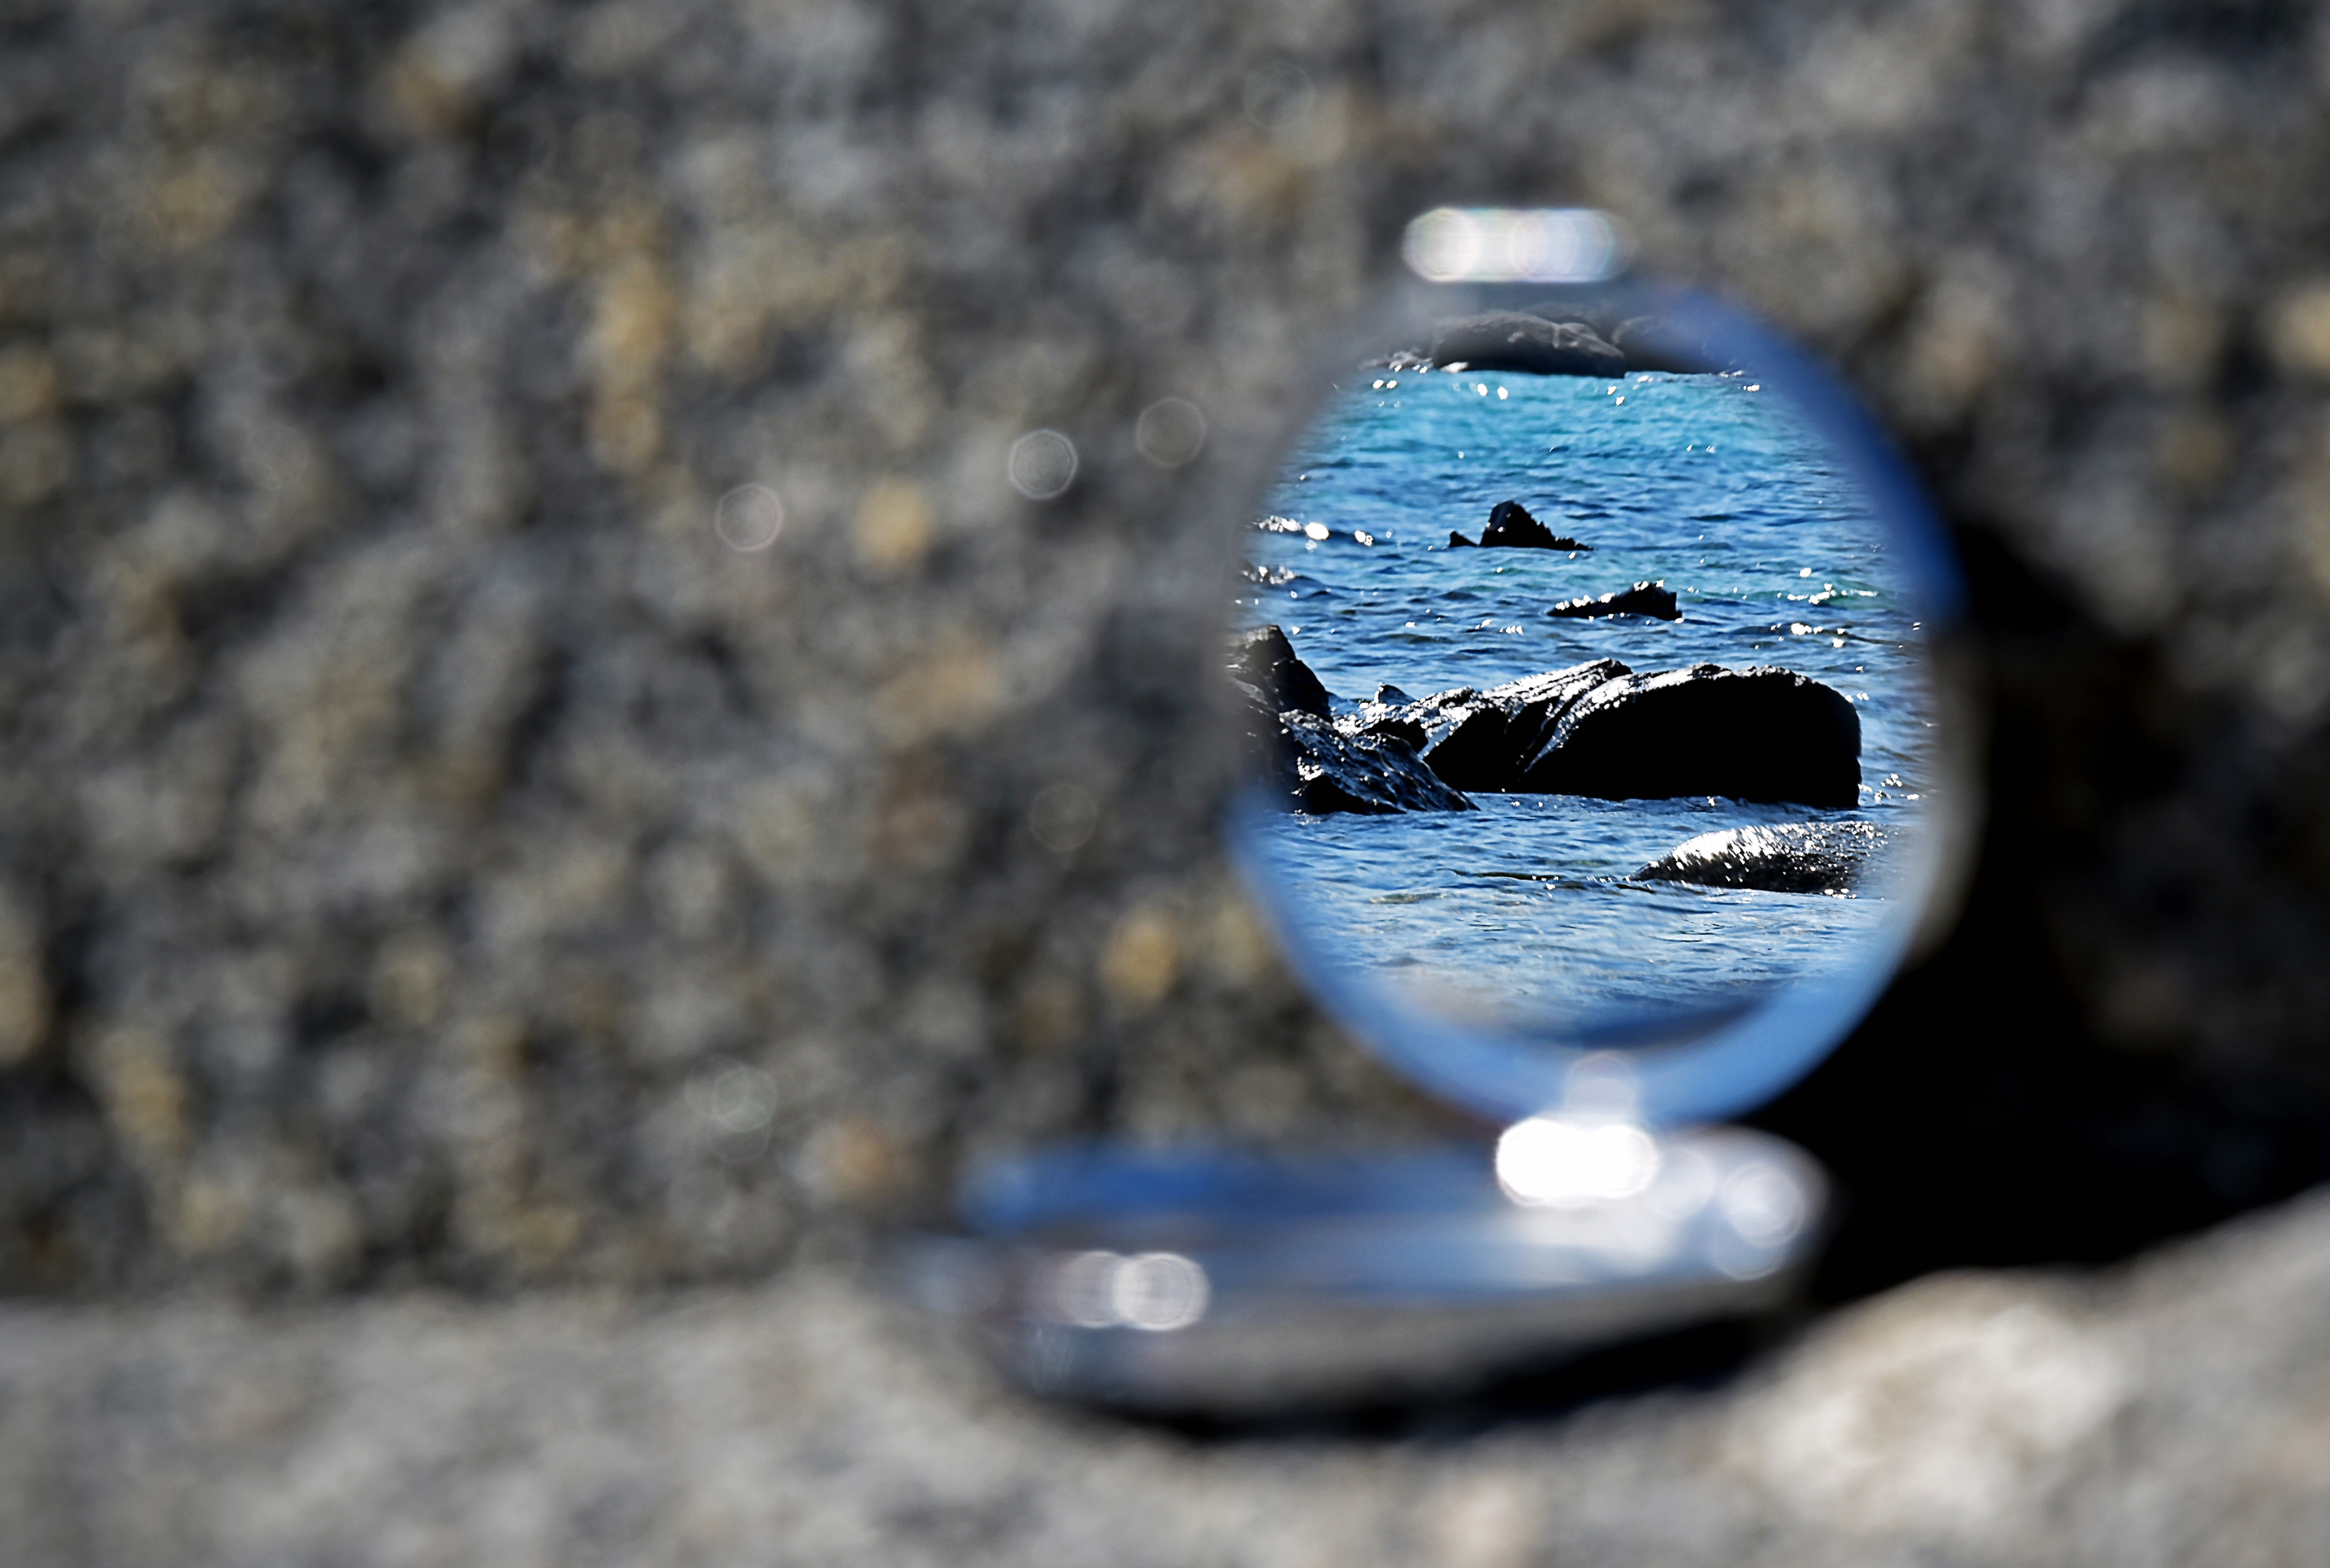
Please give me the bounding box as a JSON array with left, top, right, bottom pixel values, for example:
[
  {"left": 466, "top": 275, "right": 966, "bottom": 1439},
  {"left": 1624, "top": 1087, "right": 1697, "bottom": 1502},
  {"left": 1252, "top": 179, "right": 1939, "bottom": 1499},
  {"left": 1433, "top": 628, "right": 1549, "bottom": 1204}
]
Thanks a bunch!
[{"left": 1225, "top": 277, "right": 1970, "bottom": 1130}]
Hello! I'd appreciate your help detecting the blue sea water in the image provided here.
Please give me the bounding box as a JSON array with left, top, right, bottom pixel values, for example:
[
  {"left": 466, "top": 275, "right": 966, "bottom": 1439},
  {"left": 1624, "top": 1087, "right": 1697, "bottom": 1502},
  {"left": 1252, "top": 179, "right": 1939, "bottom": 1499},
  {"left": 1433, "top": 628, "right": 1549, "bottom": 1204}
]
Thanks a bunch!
[{"left": 1234, "top": 368, "right": 1937, "bottom": 1035}]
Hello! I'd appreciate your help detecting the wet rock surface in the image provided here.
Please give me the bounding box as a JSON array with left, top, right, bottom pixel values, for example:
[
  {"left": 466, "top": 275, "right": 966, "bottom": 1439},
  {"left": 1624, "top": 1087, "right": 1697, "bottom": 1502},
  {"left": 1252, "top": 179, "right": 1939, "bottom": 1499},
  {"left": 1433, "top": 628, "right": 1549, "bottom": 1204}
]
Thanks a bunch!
[
  {"left": 1230, "top": 631, "right": 1473, "bottom": 815},
  {"left": 1358, "top": 661, "right": 1631, "bottom": 794},
  {"left": 1280, "top": 710, "right": 1475, "bottom": 816},
  {"left": 1526, "top": 665, "right": 1862, "bottom": 807},
  {"left": 1462, "top": 499, "right": 1589, "bottom": 551},
  {"left": 1639, "top": 822, "right": 1886, "bottom": 895},
  {"left": 1550, "top": 581, "right": 1682, "bottom": 620},
  {"left": 1236, "top": 637, "right": 1855, "bottom": 813},
  {"left": 1230, "top": 625, "right": 1333, "bottom": 720}
]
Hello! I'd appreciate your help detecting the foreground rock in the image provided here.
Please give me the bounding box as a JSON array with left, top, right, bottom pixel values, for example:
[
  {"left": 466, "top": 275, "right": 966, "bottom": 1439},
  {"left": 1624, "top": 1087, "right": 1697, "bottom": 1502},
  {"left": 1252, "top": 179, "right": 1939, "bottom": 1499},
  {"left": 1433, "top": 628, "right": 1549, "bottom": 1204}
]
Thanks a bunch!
[
  {"left": 1638, "top": 821, "right": 1886, "bottom": 893},
  {"left": 1229, "top": 624, "right": 1332, "bottom": 717},
  {"left": 1525, "top": 665, "right": 1862, "bottom": 807},
  {"left": 1550, "top": 582, "right": 1680, "bottom": 619},
  {"left": 1427, "top": 313, "right": 1626, "bottom": 377},
  {"left": 1449, "top": 500, "right": 1590, "bottom": 550},
  {"left": 1358, "top": 661, "right": 1632, "bottom": 793},
  {"left": 1231, "top": 627, "right": 1473, "bottom": 815},
  {"left": 1235, "top": 634, "right": 1860, "bottom": 811},
  {"left": 1278, "top": 711, "right": 1476, "bottom": 814},
  {"left": 10, "top": 1194, "right": 2330, "bottom": 1567}
]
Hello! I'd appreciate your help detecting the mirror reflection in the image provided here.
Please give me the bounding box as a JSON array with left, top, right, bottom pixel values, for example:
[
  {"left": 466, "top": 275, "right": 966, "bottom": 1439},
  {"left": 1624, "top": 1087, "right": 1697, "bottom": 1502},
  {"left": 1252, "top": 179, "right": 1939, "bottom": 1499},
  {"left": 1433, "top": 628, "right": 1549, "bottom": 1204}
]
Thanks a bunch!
[{"left": 1230, "top": 304, "right": 1937, "bottom": 1051}]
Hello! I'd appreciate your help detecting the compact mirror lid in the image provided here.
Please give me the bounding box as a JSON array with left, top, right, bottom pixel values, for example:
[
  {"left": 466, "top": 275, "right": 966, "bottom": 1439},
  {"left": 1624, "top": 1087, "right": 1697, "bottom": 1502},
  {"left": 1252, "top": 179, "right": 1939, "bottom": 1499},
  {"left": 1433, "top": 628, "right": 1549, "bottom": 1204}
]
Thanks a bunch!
[{"left": 1228, "top": 267, "right": 1973, "bottom": 1130}]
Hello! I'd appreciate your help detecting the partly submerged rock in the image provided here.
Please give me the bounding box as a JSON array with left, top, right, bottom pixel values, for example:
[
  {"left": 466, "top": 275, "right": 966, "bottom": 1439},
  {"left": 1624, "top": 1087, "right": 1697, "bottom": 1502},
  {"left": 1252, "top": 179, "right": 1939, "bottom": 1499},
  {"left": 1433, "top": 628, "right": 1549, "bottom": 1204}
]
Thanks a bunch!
[
  {"left": 1354, "top": 661, "right": 1632, "bottom": 792},
  {"left": 1522, "top": 664, "right": 1861, "bottom": 807},
  {"left": 1225, "top": 634, "right": 1473, "bottom": 815},
  {"left": 1229, "top": 623, "right": 1332, "bottom": 718},
  {"left": 1464, "top": 500, "right": 1589, "bottom": 551},
  {"left": 1549, "top": 581, "right": 1680, "bottom": 619},
  {"left": 1427, "top": 313, "right": 1626, "bottom": 377},
  {"left": 1280, "top": 711, "right": 1477, "bottom": 815},
  {"left": 1446, "top": 530, "right": 1476, "bottom": 548},
  {"left": 1233, "top": 643, "right": 1861, "bottom": 809},
  {"left": 1637, "top": 821, "right": 1887, "bottom": 894}
]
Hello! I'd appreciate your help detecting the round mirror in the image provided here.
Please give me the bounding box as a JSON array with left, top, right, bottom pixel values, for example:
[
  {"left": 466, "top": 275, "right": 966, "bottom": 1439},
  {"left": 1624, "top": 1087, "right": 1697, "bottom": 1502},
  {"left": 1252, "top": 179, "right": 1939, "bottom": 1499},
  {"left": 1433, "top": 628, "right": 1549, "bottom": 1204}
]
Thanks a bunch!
[
  {"left": 903, "top": 214, "right": 1975, "bottom": 1415},
  {"left": 1229, "top": 248, "right": 1970, "bottom": 1130}
]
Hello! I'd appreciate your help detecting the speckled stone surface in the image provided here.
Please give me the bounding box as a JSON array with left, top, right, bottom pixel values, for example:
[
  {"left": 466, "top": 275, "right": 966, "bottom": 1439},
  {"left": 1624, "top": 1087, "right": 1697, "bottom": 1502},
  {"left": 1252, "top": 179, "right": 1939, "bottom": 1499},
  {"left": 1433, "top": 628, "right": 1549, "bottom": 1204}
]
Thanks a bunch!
[
  {"left": 3, "top": 1192, "right": 2326, "bottom": 1566},
  {"left": 5, "top": 0, "right": 2330, "bottom": 1555}
]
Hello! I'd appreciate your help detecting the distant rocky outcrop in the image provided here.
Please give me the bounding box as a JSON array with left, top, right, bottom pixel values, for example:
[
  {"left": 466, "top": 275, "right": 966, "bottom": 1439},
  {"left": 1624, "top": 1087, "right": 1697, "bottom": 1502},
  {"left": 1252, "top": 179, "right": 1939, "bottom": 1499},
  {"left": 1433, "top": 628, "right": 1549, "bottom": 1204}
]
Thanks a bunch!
[
  {"left": 1549, "top": 582, "right": 1680, "bottom": 619},
  {"left": 1637, "top": 821, "right": 1887, "bottom": 894},
  {"left": 1447, "top": 500, "right": 1589, "bottom": 551},
  {"left": 1426, "top": 313, "right": 1626, "bottom": 377}
]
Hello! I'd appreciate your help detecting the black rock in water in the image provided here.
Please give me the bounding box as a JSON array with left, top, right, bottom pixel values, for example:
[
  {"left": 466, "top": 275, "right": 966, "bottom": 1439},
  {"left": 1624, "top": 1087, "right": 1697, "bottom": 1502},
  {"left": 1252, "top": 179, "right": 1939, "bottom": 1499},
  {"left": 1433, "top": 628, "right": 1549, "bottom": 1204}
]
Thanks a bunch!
[
  {"left": 1521, "top": 664, "right": 1861, "bottom": 808},
  {"left": 1355, "top": 661, "right": 1633, "bottom": 792},
  {"left": 1446, "top": 530, "right": 1476, "bottom": 548},
  {"left": 1228, "top": 624, "right": 1332, "bottom": 718},
  {"left": 1225, "top": 637, "right": 1472, "bottom": 815},
  {"left": 1280, "top": 711, "right": 1476, "bottom": 815},
  {"left": 1548, "top": 582, "right": 1680, "bottom": 619},
  {"left": 1637, "top": 821, "right": 1886, "bottom": 894},
  {"left": 1427, "top": 313, "right": 1626, "bottom": 378},
  {"left": 1475, "top": 500, "right": 1589, "bottom": 551}
]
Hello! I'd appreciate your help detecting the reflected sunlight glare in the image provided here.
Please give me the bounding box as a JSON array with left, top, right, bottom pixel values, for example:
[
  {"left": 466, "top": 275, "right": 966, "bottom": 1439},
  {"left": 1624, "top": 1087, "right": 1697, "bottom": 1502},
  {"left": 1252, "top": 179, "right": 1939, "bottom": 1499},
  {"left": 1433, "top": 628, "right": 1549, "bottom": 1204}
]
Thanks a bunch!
[
  {"left": 1495, "top": 1116, "right": 1661, "bottom": 1206},
  {"left": 1402, "top": 207, "right": 1628, "bottom": 284},
  {"left": 1044, "top": 1249, "right": 1210, "bottom": 1331}
]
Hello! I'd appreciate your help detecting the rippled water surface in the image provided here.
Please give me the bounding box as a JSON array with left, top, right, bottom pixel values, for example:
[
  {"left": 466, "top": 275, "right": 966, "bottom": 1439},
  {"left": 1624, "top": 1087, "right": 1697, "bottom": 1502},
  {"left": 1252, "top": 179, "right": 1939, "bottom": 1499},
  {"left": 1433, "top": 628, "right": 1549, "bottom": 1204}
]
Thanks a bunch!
[{"left": 1235, "top": 368, "right": 1936, "bottom": 1033}]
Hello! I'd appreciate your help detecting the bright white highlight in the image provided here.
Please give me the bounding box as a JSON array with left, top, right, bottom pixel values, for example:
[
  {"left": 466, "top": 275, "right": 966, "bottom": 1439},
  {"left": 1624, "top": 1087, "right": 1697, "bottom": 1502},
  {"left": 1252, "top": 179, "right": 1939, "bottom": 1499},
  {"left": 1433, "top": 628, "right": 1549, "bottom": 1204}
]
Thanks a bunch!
[
  {"left": 1045, "top": 1250, "right": 1210, "bottom": 1331},
  {"left": 1495, "top": 1116, "right": 1661, "bottom": 1206},
  {"left": 1403, "top": 207, "right": 1627, "bottom": 284},
  {"left": 1008, "top": 429, "right": 1079, "bottom": 499}
]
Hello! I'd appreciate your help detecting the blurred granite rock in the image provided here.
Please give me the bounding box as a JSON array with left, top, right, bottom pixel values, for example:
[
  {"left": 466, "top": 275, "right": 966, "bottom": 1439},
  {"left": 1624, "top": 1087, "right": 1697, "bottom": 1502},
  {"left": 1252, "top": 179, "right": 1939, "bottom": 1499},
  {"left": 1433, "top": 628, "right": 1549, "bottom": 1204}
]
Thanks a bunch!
[
  {"left": 1, "top": 1189, "right": 2325, "bottom": 1566},
  {"left": 0, "top": 0, "right": 2325, "bottom": 1336}
]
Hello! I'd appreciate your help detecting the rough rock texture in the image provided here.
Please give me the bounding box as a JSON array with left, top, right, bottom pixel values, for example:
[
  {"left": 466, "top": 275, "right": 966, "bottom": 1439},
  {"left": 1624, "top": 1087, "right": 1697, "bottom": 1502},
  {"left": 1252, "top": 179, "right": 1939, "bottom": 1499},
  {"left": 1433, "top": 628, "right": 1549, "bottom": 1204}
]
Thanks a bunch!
[
  {"left": 1277, "top": 708, "right": 1477, "bottom": 816},
  {"left": 2, "top": 1191, "right": 2328, "bottom": 1566},
  {"left": 1639, "top": 820, "right": 1886, "bottom": 894},
  {"left": 8, "top": 0, "right": 2330, "bottom": 1555},
  {"left": 1474, "top": 498, "right": 1589, "bottom": 550},
  {"left": 1526, "top": 664, "right": 1863, "bottom": 806},
  {"left": 1360, "top": 660, "right": 1631, "bottom": 791},
  {"left": 1428, "top": 310, "right": 1626, "bottom": 376},
  {"left": 1229, "top": 624, "right": 1332, "bottom": 719},
  {"left": 1230, "top": 625, "right": 1473, "bottom": 815}
]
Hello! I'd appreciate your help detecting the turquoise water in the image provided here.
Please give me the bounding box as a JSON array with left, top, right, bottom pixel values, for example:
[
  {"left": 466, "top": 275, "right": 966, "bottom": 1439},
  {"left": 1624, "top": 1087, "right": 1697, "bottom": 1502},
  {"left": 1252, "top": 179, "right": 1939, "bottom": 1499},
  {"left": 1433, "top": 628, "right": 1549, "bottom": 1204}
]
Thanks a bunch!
[{"left": 1234, "top": 368, "right": 1936, "bottom": 1032}]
